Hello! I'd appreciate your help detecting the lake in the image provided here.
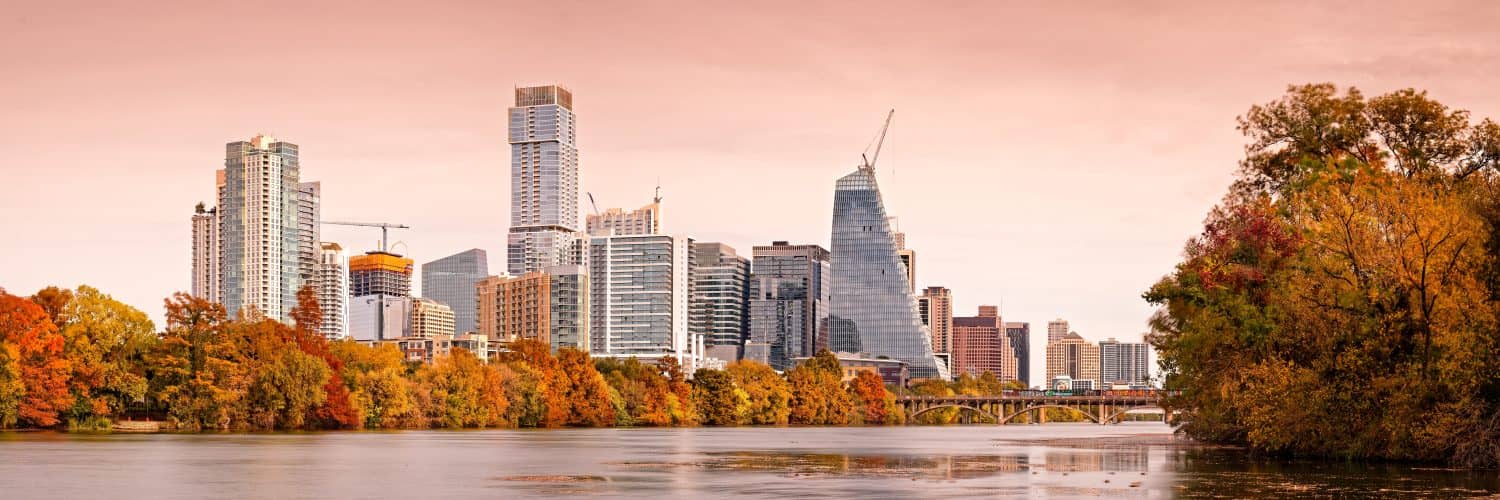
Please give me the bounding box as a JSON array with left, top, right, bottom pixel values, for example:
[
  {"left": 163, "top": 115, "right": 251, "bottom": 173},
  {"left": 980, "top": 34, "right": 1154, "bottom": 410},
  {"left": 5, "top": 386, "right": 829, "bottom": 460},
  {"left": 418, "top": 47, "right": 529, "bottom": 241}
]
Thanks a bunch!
[{"left": 2, "top": 423, "right": 1497, "bottom": 498}]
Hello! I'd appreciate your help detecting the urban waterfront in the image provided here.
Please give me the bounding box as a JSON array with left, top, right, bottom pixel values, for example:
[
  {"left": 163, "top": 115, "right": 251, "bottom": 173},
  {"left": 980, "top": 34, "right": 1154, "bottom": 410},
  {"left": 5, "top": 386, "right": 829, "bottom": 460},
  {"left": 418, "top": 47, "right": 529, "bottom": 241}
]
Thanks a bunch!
[{"left": 2, "top": 424, "right": 1497, "bottom": 498}]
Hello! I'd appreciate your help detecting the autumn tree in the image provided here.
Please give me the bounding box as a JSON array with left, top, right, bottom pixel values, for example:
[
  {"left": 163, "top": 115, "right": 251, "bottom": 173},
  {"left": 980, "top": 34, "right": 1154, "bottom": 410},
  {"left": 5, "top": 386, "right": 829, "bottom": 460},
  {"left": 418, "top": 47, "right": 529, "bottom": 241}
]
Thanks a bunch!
[
  {"left": 0, "top": 292, "right": 72, "bottom": 427},
  {"left": 501, "top": 339, "right": 570, "bottom": 427},
  {"left": 150, "top": 293, "right": 244, "bottom": 430},
  {"left": 0, "top": 342, "right": 23, "bottom": 428},
  {"left": 557, "top": 348, "right": 615, "bottom": 426},
  {"left": 787, "top": 349, "right": 851, "bottom": 425},
  {"left": 418, "top": 348, "right": 507, "bottom": 428},
  {"left": 289, "top": 286, "right": 358, "bottom": 429},
  {"left": 725, "top": 360, "right": 791, "bottom": 425},
  {"left": 848, "top": 370, "right": 898, "bottom": 425},
  {"left": 331, "top": 340, "right": 418, "bottom": 429},
  {"left": 692, "top": 368, "right": 746, "bottom": 425},
  {"left": 51, "top": 286, "right": 156, "bottom": 428}
]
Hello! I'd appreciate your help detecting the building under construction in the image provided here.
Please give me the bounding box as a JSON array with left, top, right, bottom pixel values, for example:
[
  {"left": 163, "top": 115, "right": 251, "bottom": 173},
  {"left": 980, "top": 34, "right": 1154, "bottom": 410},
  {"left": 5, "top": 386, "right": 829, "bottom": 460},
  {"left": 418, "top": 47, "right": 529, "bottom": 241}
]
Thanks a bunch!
[{"left": 350, "top": 251, "right": 413, "bottom": 297}]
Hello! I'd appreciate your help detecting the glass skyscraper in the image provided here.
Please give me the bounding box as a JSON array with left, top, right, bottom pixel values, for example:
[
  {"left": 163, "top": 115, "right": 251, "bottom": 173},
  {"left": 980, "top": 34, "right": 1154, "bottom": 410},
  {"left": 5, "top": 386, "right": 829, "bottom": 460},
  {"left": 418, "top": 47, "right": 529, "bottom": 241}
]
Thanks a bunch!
[
  {"left": 507, "top": 85, "right": 581, "bottom": 275},
  {"left": 588, "top": 233, "right": 701, "bottom": 371},
  {"left": 219, "top": 134, "right": 309, "bottom": 321},
  {"left": 748, "top": 242, "right": 830, "bottom": 371},
  {"left": 828, "top": 166, "right": 950, "bottom": 380},
  {"left": 690, "top": 242, "right": 750, "bottom": 349},
  {"left": 1004, "top": 321, "right": 1031, "bottom": 387},
  {"left": 421, "top": 249, "right": 489, "bottom": 334}
]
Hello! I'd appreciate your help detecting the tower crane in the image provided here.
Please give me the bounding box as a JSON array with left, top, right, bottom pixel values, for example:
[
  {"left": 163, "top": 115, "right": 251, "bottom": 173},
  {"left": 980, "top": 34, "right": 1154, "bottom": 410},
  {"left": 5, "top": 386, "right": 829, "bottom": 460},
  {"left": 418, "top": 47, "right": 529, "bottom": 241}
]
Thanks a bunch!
[
  {"left": 320, "top": 220, "right": 410, "bottom": 253},
  {"left": 861, "top": 109, "right": 895, "bottom": 172}
]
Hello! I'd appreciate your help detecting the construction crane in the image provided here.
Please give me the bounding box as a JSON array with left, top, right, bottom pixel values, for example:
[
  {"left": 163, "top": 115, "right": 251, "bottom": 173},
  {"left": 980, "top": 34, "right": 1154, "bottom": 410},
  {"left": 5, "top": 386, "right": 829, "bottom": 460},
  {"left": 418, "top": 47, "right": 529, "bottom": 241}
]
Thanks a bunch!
[
  {"left": 587, "top": 192, "right": 601, "bottom": 216},
  {"left": 861, "top": 109, "right": 895, "bottom": 171},
  {"left": 320, "top": 220, "right": 410, "bottom": 253}
]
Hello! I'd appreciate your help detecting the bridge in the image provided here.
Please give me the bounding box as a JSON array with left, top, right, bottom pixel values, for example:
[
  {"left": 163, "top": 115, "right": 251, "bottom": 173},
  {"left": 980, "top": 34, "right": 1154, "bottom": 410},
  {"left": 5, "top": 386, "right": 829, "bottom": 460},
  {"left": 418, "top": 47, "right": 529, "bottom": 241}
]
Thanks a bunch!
[{"left": 895, "top": 394, "right": 1170, "bottom": 425}]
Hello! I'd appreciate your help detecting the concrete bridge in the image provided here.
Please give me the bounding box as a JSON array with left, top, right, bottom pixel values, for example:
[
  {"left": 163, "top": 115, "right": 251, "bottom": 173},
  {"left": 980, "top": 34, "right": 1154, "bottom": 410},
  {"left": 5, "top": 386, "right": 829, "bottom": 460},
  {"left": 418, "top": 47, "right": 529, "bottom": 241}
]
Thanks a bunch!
[{"left": 895, "top": 393, "right": 1170, "bottom": 425}]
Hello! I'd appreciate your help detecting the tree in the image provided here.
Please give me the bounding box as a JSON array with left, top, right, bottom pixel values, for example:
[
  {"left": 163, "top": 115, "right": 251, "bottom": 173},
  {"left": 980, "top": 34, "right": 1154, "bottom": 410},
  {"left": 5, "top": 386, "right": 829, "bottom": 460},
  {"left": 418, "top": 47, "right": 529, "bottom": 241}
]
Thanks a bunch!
[
  {"left": 247, "top": 348, "right": 330, "bottom": 429},
  {"left": 29, "top": 286, "right": 72, "bottom": 327},
  {"left": 0, "top": 342, "right": 26, "bottom": 428},
  {"left": 787, "top": 350, "right": 851, "bottom": 425},
  {"left": 418, "top": 348, "right": 507, "bottom": 428},
  {"left": 849, "top": 370, "right": 895, "bottom": 425},
  {"left": 501, "top": 339, "right": 569, "bottom": 427},
  {"left": 725, "top": 360, "right": 791, "bottom": 425},
  {"left": 331, "top": 340, "right": 418, "bottom": 429},
  {"left": 557, "top": 348, "right": 615, "bottom": 426},
  {"left": 150, "top": 293, "right": 244, "bottom": 430},
  {"left": 53, "top": 286, "right": 156, "bottom": 428},
  {"left": 289, "top": 286, "right": 358, "bottom": 429},
  {"left": 0, "top": 292, "right": 72, "bottom": 427},
  {"left": 692, "top": 369, "right": 745, "bottom": 425},
  {"left": 1149, "top": 84, "right": 1500, "bottom": 467}
]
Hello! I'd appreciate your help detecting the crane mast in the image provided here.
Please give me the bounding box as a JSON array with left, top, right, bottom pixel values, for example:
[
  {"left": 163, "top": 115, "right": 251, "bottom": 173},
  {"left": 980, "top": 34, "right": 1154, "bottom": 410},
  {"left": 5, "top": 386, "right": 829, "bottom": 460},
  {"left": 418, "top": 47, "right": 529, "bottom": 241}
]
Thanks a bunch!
[
  {"left": 320, "top": 220, "right": 410, "bottom": 254},
  {"left": 862, "top": 109, "right": 895, "bottom": 171}
]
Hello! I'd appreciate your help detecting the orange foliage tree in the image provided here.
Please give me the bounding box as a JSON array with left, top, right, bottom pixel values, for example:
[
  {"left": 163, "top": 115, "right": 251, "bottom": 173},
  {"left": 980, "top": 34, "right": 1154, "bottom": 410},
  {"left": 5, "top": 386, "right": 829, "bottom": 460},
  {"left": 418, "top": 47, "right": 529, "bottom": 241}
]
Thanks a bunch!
[{"left": 0, "top": 292, "right": 72, "bottom": 427}]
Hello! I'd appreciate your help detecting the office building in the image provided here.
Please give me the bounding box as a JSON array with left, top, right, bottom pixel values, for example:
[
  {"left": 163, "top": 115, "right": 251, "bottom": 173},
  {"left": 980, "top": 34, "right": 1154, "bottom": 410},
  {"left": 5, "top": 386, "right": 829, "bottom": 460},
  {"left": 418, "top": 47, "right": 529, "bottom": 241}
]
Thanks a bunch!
[
  {"left": 507, "top": 85, "right": 582, "bottom": 275},
  {"left": 350, "top": 252, "right": 413, "bottom": 298},
  {"left": 952, "top": 306, "right": 1016, "bottom": 380},
  {"left": 1099, "top": 338, "right": 1151, "bottom": 386},
  {"left": 1047, "top": 318, "right": 1070, "bottom": 344},
  {"left": 1046, "top": 332, "right": 1100, "bottom": 388},
  {"left": 409, "top": 297, "right": 456, "bottom": 338},
  {"left": 747, "top": 242, "right": 830, "bottom": 370},
  {"left": 586, "top": 199, "right": 661, "bottom": 236},
  {"left": 476, "top": 272, "right": 552, "bottom": 345},
  {"left": 190, "top": 203, "right": 220, "bottom": 303},
  {"left": 918, "top": 286, "right": 953, "bottom": 355},
  {"left": 827, "top": 164, "right": 949, "bottom": 380},
  {"left": 218, "top": 134, "right": 317, "bottom": 321},
  {"left": 421, "top": 249, "right": 489, "bottom": 334},
  {"left": 588, "top": 233, "right": 701, "bottom": 371},
  {"left": 315, "top": 243, "right": 349, "bottom": 339},
  {"left": 690, "top": 242, "right": 750, "bottom": 350},
  {"left": 1003, "top": 320, "right": 1032, "bottom": 387}
]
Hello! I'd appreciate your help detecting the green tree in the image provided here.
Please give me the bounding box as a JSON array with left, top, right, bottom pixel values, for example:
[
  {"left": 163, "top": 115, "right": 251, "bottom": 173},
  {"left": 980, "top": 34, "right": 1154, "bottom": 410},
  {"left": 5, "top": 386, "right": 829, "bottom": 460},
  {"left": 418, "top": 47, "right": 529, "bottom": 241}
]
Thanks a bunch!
[
  {"left": 52, "top": 286, "right": 156, "bottom": 428},
  {"left": 150, "top": 293, "right": 245, "bottom": 430},
  {"left": 692, "top": 368, "right": 745, "bottom": 425}
]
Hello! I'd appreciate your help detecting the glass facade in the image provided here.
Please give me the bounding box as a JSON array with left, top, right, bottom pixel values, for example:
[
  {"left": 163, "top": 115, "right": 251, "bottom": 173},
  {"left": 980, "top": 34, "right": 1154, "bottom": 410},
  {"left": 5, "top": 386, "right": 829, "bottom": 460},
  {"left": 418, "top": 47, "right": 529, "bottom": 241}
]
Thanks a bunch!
[
  {"left": 547, "top": 264, "right": 589, "bottom": 351},
  {"left": 1098, "top": 338, "right": 1150, "bottom": 386},
  {"left": 690, "top": 242, "right": 750, "bottom": 349},
  {"left": 1004, "top": 321, "right": 1031, "bottom": 387},
  {"left": 421, "top": 249, "right": 489, "bottom": 334},
  {"left": 588, "top": 234, "right": 701, "bottom": 371},
  {"left": 507, "top": 85, "right": 581, "bottom": 275},
  {"left": 747, "top": 242, "right": 830, "bottom": 371},
  {"left": 828, "top": 167, "right": 949, "bottom": 380},
  {"left": 220, "top": 135, "right": 305, "bottom": 321}
]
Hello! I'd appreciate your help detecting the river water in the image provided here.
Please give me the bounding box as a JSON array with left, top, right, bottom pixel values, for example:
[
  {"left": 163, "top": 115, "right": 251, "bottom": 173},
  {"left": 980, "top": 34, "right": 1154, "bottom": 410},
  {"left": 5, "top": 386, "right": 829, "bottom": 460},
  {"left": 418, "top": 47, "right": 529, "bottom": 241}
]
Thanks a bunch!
[{"left": 2, "top": 423, "right": 1497, "bottom": 498}]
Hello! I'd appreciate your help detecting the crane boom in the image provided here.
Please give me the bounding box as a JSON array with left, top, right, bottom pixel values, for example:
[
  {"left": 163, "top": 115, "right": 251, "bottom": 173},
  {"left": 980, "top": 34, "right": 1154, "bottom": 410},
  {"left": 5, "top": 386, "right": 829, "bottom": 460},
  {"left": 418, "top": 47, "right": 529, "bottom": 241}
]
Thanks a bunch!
[
  {"left": 865, "top": 109, "right": 895, "bottom": 171},
  {"left": 320, "top": 220, "right": 410, "bottom": 254}
]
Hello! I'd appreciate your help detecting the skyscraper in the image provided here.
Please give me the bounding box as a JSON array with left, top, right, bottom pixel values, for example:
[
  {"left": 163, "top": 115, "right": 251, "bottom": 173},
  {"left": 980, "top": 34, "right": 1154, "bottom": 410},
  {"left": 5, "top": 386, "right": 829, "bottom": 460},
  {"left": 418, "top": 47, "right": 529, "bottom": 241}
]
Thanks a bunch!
[
  {"left": 747, "top": 242, "right": 830, "bottom": 370},
  {"left": 547, "top": 264, "right": 589, "bottom": 351},
  {"left": 421, "top": 249, "right": 489, "bottom": 334},
  {"left": 690, "top": 242, "right": 750, "bottom": 350},
  {"left": 588, "top": 233, "right": 701, "bottom": 371},
  {"left": 349, "top": 252, "right": 413, "bottom": 297},
  {"left": 828, "top": 164, "right": 949, "bottom": 380},
  {"left": 1003, "top": 320, "right": 1032, "bottom": 387},
  {"left": 1048, "top": 319, "right": 1070, "bottom": 344},
  {"left": 952, "top": 306, "right": 1015, "bottom": 380},
  {"left": 190, "top": 203, "right": 219, "bottom": 303},
  {"left": 218, "top": 134, "right": 315, "bottom": 321},
  {"left": 918, "top": 286, "right": 953, "bottom": 356},
  {"left": 507, "top": 85, "right": 581, "bottom": 275},
  {"left": 316, "top": 242, "right": 349, "bottom": 339},
  {"left": 891, "top": 218, "right": 916, "bottom": 293},
  {"left": 296, "top": 182, "right": 321, "bottom": 290},
  {"left": 1046, "top": 332, "right": 1100, "bottom": 389},
  {"left": 1098, "top": 338, "right": 1151, "bottom": 386}
]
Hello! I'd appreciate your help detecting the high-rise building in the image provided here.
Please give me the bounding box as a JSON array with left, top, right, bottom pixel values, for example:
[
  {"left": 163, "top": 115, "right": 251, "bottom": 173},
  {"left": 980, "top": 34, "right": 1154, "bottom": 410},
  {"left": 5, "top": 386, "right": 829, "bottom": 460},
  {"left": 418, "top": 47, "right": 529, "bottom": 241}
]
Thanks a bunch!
[
  {"left": 507, "top": 85, "right": 581, "bottom": 275},
  {"left": 588, "top": 233, "right": 701, "bottom": 371},
  {"left": 191, "top": 203, "right": 220, "bottom": 303},
  {"left": 586, "top": 199, "right": 661, "bottom": 236},
  {"left": 1099, "top": 338, "right": 1151, "bottom": 386},
  {"left": 828, "top": 164, "right": 949, "bottom": 380},
  {"left": 952, "top": 306, "right": 1015, "bottom": 380},
  {"left": 918, "top": 286, "right": 953, "bottom": 355},
  {"left": 1003, "top": 320, "right": 1032, "bottom": 387},
  {"left": 296, "top": 182, "right": 321, "bottom": 289},
  {"left": 547, "top": 264, "right": 589, "bottom": 351},
  {"left": 476, "top": 272, "right": 552, "bottom": 345},
  {"left": 350, "top": 252, "right": 413, "bottom": 298},
  {"left": 747, "top": 242, "right": 830, "bottom": 370},
  {"left": 1046, "top": 332, "right": 1100, "bottom": 389},
  {"left": 349, "top": 295, "right": 410, "bottom": 341},
  {"left": 421, "top": 249, "right": 489, "bottom": 334},
  {"left": 218, "top": 134, "right": 316, "bottom": 321},
  {"left": 316, "top": 243, "right": 349, "bottom": 339},
  {"left": 1047, "top": 319, "right": 1070, "bottom": 344},
  {"left": 410, "top": 298, "right": 456, "bottom": 338},
  {"left": 690, "top": 242, "right": 750, "bottom": 351},
  {"left": 890, "top": 218, "right": 916, "bottom": 293}
]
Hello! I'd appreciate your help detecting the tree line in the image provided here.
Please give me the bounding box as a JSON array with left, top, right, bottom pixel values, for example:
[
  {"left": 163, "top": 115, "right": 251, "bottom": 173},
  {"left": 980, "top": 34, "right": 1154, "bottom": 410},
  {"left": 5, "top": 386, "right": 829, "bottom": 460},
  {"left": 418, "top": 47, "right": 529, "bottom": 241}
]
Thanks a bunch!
[
  {"left": 0, "top": 285, "right": 914, "bottom": 430},
  {"left": 1146, "top": 84, "right": 1500, "bottom": 467}
]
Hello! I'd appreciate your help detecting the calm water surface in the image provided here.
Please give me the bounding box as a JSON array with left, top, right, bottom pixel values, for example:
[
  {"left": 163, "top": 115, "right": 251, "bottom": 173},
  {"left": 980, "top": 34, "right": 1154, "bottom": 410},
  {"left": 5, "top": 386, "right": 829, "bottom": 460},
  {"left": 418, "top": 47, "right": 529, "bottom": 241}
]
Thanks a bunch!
[{"left": 2, "top": 423, "right": 1497, "bottom": 498}]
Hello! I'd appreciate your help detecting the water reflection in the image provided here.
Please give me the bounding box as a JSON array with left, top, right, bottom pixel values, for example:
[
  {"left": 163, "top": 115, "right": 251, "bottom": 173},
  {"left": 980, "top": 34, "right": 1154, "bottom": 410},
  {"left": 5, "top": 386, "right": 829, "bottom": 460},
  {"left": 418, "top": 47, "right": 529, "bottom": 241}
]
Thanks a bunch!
[{"left": 0, "top": 424, "right": 1496, "bottom": 498}]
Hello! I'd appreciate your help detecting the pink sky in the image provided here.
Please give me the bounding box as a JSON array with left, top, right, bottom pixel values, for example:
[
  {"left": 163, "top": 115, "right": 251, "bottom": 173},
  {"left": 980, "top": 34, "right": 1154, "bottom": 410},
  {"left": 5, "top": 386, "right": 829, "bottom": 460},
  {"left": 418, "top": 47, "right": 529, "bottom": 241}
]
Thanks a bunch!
[{"left": 4, "top": 1, "right": 1498, "bottom": 383}]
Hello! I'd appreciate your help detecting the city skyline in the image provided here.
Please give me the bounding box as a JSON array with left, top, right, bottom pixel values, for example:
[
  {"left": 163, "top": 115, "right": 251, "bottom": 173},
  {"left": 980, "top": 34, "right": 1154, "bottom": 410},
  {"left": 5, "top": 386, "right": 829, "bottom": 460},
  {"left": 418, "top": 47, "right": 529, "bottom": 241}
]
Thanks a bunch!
[{"left": 6, "top": 2, "right": 1499, "bottom": 386}]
